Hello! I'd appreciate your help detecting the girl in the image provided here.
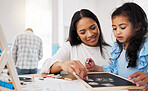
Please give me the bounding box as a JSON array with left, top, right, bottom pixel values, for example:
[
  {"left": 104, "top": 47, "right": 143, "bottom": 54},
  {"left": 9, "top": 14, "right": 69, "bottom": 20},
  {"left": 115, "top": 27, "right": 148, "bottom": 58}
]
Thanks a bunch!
[
  {"left": 41, "top": 9, "right": 110, "bottom": 78},
  {"left": 85, "top": 2, "right": 148, "bottom": 90}
]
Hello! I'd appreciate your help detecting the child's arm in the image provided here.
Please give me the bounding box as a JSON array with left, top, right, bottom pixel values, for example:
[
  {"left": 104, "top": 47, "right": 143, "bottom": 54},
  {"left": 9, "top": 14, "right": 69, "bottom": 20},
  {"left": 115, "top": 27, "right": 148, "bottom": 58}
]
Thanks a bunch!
[
  {"left": 85, "top": 58, "right": 103, "bottom": 72},
  {"left": 128, "top": 71, "right": 148, "bottom": 90}
]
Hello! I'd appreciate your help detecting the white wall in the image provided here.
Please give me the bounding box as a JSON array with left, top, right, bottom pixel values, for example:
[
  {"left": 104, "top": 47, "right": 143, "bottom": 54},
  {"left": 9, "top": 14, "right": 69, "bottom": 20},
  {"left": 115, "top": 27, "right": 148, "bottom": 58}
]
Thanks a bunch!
[
  {"left": 95, "top": 0, "right": 124, "bottom": 43},
  {"left": 52, "top": 0, "right": 59, "bottom": 44},
  {"left": 56, "top": 0, "right": 125, "bottom": 44},
  {"left": 0, "top": 0, "right": 25, "bottom": 43},
  {"left": 41, "top": 0, "right": 129, "bottom": 45},
  {"left": 63, "top": 0, "right": 99, "bottom": 42}
]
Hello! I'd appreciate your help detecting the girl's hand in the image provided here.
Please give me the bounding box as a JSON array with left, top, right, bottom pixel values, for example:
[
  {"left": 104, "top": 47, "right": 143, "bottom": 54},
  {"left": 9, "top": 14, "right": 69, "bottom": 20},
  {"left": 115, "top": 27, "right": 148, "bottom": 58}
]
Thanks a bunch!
[
  {"left": 128, "top": 71, "right": 148, "bottom": 91},
  {"left": 61, "top": 60, "right": 87, "bottom": 78},
  {"left": 85, "top": 58, "right": 96, "bottom": 71}
]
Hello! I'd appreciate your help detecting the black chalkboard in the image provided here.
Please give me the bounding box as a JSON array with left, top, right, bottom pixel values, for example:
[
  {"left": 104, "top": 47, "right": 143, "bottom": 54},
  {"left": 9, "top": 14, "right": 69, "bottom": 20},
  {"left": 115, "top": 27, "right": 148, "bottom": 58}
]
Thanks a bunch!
[{"left": 83, "top": 73, "right": 136, "bottom": 87}]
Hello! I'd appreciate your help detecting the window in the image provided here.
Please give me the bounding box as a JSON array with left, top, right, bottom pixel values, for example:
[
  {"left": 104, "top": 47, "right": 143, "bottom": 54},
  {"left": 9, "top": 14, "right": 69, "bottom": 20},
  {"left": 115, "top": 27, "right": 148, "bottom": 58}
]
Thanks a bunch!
[{"left": 26, "top": 0, "right": 52, "bottom": 69}]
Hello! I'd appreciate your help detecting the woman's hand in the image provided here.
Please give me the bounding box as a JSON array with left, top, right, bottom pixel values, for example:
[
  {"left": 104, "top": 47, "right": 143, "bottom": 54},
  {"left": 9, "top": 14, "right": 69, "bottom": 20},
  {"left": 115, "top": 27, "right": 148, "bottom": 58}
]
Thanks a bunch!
[
  {"left": 60, "top": 60, "right": 87, "bottom": 78},
  {"left": 128, "top": 71, "right": 148, "bottom": 91}
]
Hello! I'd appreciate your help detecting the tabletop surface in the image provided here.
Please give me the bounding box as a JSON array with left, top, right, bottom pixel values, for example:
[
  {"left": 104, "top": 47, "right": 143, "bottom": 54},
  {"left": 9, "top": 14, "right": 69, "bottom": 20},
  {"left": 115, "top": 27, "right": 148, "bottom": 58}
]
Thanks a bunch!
[{"left": 18, "top": 72, "right": 144, "bottom": 91}]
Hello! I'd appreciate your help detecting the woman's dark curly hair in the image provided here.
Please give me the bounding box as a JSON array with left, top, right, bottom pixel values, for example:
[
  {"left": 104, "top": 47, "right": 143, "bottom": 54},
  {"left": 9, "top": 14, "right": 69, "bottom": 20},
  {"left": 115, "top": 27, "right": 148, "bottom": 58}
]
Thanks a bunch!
[{"left": 111, "top": 2, "right": 148, "bottom": 68}]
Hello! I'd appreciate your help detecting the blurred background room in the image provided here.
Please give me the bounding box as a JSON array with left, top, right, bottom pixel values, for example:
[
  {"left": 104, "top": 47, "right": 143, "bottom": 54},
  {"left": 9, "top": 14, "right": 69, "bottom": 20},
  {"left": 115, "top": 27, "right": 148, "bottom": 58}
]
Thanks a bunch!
[{"left": 0, "top": 0, "right": 147, "bottom": 71}]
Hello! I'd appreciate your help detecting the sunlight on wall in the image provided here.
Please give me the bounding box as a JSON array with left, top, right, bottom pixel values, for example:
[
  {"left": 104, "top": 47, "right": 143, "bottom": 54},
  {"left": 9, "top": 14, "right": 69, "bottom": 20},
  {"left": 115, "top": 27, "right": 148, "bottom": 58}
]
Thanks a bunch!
[{"left": 25, "top": 0, "right": 52, "bottom": 69}]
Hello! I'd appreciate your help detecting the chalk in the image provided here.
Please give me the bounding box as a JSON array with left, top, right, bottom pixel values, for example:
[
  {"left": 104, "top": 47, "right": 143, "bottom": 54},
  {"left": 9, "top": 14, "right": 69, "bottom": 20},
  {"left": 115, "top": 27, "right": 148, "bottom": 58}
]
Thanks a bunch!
[
  {"left": 51, "top": 75, "right": 60, "bottom": 78},
  {"left": 32, "top": 76, "right": 34, "bottom": 82},
  {"left": 60, "top": 71, "right": 68, "bottom": 75},
  {"left": 64, "top": 78, "right": 72, "bottom": 81},
  {"left": 39, "top": 77, "right": 44, "bottom": 80},
  {"left": 55, "top": 76, "right": 62, "bottom": 79},
  {"left": 86, "top": 60, "right": 91, "bottom": 64},
  {"left": 43, "top": 74, "right": 54, "bottom": 78}
]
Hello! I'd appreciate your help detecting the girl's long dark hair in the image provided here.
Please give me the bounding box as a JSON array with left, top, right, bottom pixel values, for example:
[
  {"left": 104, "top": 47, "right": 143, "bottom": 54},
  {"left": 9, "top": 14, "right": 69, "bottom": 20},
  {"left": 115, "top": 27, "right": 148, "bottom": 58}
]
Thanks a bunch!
[
  {"left": 67, "top": 9, "right": 109, "bottom": 56},
  {"left": 112, "top": 2, "right": 148, "bottom": 68}
]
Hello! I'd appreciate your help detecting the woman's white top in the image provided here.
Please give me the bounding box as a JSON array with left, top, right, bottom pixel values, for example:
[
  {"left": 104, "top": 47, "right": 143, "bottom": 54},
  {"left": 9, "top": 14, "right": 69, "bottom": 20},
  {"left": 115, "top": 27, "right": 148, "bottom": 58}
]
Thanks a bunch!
[{"left": 41, "top": 42, "right": 111, "bottom": 73}]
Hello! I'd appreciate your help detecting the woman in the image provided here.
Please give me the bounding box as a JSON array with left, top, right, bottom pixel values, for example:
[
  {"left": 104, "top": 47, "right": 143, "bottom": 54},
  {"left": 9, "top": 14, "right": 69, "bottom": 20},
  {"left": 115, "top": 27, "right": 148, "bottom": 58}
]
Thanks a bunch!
[{"left": 41, "top": 9, "right": 110, "bottom": 78}]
